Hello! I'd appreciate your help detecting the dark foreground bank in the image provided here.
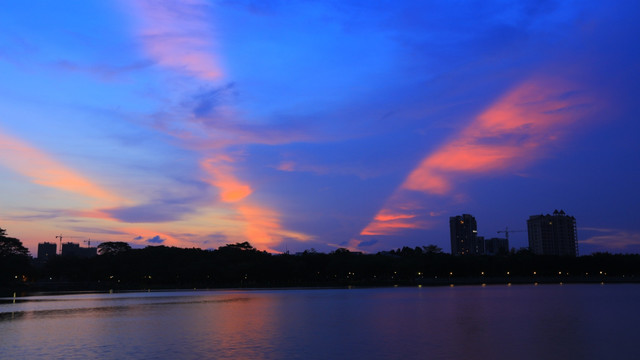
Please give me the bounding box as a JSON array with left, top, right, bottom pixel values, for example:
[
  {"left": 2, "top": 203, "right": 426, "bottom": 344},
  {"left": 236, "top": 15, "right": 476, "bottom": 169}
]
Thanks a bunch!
[{"left": 3, "top": 242, "right": 640, "bottom": 295}]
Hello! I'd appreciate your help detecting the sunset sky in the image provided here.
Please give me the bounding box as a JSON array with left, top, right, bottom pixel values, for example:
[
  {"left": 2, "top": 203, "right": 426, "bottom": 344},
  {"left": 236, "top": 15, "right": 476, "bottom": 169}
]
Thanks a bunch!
[{"left": 1, "top": 0, "right": 639, "bottom": 256}]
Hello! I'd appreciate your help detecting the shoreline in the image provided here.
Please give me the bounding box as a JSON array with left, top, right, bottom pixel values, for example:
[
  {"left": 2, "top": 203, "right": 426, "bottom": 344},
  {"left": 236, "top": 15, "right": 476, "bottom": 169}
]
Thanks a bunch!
[{"left": 3, "top": 275, "right": 638, "bottom": 297}]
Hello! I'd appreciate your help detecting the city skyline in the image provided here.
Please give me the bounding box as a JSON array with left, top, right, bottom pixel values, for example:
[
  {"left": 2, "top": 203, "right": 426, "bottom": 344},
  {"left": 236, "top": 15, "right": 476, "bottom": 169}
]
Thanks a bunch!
[{"left": 1, "top": 1, "right": 640, "bottom": 255}]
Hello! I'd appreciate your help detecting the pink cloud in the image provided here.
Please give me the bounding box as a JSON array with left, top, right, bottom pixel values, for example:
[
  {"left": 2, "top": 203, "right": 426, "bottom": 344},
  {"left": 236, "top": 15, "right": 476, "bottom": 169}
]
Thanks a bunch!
[
  {"left": 201, "top": 154, "right": 252, "bottom": 203},
  {"left": 360, "top": 195, "right": 433, "bottom": 236},
  {"left": 277, "top": 161, "right": 297, "bottom": 172},
  {"left": 580, "top": 228, "right": 640, "bottom": 250},
  {"left": 124, "top": 0, "right": 223, "bottom": 80},
  {"left": 0, "top": 129, "right": 124, "bottom": 205},
  {"left": 361, "top": 77, "right": 596, "bottom": 237},
  {"left": 199, "top": 154, "right": 312, "bottom": 251},
  {"left": 374, "top": 213, "right": 416, "bottom": 222},
  {"left": 236, "top": 204, "right": 312, "bottom": 252},
  {"left": 403, "top": 78, "right": 592, "bottom": 194},
  {"left": 120, "top": 1, "right": 315, "bottom": 252}
]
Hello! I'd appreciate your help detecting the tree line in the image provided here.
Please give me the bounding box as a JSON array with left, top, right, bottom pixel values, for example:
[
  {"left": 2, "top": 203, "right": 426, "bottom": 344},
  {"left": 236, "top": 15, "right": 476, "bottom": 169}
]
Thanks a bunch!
[{"left": 2, "top": 228, "right": 640, "bottom": 294}]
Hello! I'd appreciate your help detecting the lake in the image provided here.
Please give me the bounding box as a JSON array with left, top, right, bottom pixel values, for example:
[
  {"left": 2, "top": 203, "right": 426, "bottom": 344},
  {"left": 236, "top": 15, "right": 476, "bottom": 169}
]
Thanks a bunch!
[{"left": 1, "top": 284, "right": 639, "bottom": 359}]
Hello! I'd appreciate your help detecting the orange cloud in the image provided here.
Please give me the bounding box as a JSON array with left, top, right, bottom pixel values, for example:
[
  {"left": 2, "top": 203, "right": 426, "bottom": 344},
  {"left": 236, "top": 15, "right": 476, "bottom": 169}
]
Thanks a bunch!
[
  {"left": 237, "top": 205, "right": 312, "bottom": 252},
  {"left": 120, "top": 1, "right": 315, "bottom": 253},
  {"left": 403, "top": 78, "right": 591, "bottom": 194},
  {"left": 0, "top": 130, "right": 123, "bottom": 205},
  {"left": 67, "top": 209, "right": 118, "bottom": 221},
  {"left": 110, "top": 203, "right": 312, "bottom": 252},
  {"left": 200, "top": 154, "right": 311, "bottom": 251},
  {"left": 361, "top": 201, "right": 431, "bottom": 236},
  {"left": 125, "top": 0, "right": 223, "bottom": 80},
  {"left": 201, "top": 155, "right": 252, "bottom": 203},
  {"left": 374, "top": 213, "right": 416, "bottom": 222},
  {"left": 360, "top": 220, "right": 423, "bottom": 236},
  {"left": 361, "top": 77, "right": 595, "bottom": 237}
]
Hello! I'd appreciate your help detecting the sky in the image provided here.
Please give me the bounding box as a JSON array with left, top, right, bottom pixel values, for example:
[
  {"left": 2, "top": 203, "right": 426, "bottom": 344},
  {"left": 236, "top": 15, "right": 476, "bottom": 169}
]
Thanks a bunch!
[{"left": 1, "top": 0, "right": 639, "bottom": 256}]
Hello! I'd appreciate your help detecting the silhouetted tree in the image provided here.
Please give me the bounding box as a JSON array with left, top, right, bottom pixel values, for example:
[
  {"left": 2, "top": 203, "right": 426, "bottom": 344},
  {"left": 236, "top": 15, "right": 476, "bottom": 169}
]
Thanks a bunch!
[
  {"left": 0, "top": 228, "right": 29, "bottom": 258},
  {"left": 423, "top": 244, "right": 443, "bottom": 254},
  {"left": 331, "top": 248, "right": 351, "bottom": 254},
  {"left": 223, "top": 242, "right": 256, "bottom": 251},
  {"left": 3, "top": 235, "right": 638, "bottom": 291},
  {"left": 0, "top": 227, "right": 32, "bottom": 286},
  {"left": 97, "top": 241, "right": 132, "bottom": 256}
]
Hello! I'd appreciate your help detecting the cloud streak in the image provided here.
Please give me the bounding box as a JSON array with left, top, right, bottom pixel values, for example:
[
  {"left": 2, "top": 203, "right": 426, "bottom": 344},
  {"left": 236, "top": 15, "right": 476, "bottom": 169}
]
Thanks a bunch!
[
  {"left": 580, "top": 228, "right": 640, "bottom": 251},
  {"left": 125, "top": 0, "right": 223, "bottom": 80},
  {"left": 201, "top": 154, "right": 252, "bottom": 203},
  {"left": 403, "top": 78, "right": 593, "bottom": 194},
  {"left": 237, "top": 204, "right": 312, "bottom": 252},
  {"left": 361, "top": 77, "right": 595, "bottom": 237},
  {"left": 0, "top": 129, "right": 124, "bottom": 205},
  {"left": 120, "top": 0, "right": 313, "bottom": 252}
]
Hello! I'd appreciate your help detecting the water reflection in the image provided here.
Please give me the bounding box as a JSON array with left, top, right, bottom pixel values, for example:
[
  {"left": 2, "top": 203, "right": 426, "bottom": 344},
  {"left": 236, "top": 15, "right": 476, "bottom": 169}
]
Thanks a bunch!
[{"left": 1, "top": 285, "right": 639, "bottom": 359}]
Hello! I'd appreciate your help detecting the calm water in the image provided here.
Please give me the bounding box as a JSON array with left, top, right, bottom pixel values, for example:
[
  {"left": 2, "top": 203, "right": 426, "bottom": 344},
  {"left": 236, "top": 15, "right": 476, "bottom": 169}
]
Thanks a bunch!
[{"left": 1, "top": 284, "right": 639, "bottom": 359}]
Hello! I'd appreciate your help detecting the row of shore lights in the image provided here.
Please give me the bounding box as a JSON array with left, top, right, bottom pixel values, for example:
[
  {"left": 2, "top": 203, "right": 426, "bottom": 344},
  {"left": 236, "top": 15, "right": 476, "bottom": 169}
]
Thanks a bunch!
[{"left": 442, "top": 271, "right": 608, "bottom": 276}]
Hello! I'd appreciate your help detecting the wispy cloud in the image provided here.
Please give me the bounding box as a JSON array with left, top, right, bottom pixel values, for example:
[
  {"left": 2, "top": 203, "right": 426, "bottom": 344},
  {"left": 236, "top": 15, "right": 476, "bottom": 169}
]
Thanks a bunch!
[
  {"left": 189, "top": 83, "right": 236, "bottom": 118},
  {"left": 104, "top": 202, "right": 195, "bottom": 223},
  {"left": 403, "top": 78, "right": 593, "bottom": 194},
  {"left": 0, "top": 128, "right": 125, "bottom": 205},
  {"left": 236, "top": 204, "right": 312, "bottom": 252},
  {"left": 581, "top": 227, "right": 640, "bottom": 250},
  {"left": 146, "top": 235, "right": 165, "bottom": 244},
  {"left": 53, "top": 59, "right": 154, "bottom": 80},
  {"left": 120, "top": 0, "right": 313, "bottom": 251},
  {"left": 201, "top": 154, "right": 252, "bottom": 203},
  {"left": 361, "top": 204, "right": 429, "bottom": 236},
  {"left": 124, "top": 0, "right": 223, "bottom": 80},
  {"left": 69, "top": 227, "right": 130, "bottom": 235},
  {"left": 361, "top": 77, "right": 595, "bottom": 237}
]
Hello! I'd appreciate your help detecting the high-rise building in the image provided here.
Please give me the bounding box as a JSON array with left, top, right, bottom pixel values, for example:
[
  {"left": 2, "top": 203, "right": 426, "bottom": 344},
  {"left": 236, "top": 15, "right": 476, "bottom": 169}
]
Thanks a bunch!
[
  {"left": 37, "top": 242, "right": 57, "bottom": 261},
  {"left": 527, "top": 209, "right": 577, "bottom": 256},
  {"left": 484, "top": 237, "right": 509, "bottom": 255},
  {"left": 476, "top": 236, "right": 486, "bottom": 255},
  {"left": 61, "top": 242, "right": 97, "bottom": 258},
  {"left": 450, "top": 214, "right": 480, "bottom": 255}
]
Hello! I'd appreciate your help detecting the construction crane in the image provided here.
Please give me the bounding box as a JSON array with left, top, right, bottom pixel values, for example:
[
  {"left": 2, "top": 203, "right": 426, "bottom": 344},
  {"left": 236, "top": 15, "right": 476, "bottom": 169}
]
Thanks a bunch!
[
  {"left": 83, "top": 239, "right": 93, "bottom": 248},
  {"left": 55, "top": 234, "right": 83, "bottom": 255},
  {"left": 497, "top": 227, "right": 525, "bottom": 242}
]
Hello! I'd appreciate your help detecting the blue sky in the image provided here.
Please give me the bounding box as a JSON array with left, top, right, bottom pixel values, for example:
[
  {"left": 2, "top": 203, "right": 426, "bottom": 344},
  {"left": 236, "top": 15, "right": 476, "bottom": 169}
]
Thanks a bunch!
[{"left": 1, "top": 0, "right": 639, "bottom": 255}]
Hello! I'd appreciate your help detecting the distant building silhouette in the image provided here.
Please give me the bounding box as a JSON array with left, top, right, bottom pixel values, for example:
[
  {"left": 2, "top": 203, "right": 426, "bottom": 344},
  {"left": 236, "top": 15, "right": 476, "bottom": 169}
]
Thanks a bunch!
[
  {"left": 37, "top": 242, "right": 57, "bottom": 261},
  {"left": 477, "top": 236, "right": 485, "bottom": 255},
  {"left": 527, "top": 209, "right": 577, "bottom": 256},
  {"left": 450, "top": 214, "right": 480, "bottom": 255},
  {"left": 484, "top": 237, "right": 509, "bottom": 255},
  {"left": 61, "top": 242, "right": 97, "bottom": 258}
]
